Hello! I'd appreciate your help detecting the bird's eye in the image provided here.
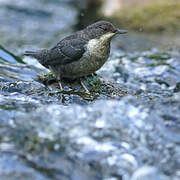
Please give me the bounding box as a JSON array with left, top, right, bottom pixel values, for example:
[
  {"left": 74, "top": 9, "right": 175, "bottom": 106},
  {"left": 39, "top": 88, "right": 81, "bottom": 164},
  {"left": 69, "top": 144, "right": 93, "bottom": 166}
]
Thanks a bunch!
[{"left": 100, "top": 27, "right": 108, "bottom": 31}]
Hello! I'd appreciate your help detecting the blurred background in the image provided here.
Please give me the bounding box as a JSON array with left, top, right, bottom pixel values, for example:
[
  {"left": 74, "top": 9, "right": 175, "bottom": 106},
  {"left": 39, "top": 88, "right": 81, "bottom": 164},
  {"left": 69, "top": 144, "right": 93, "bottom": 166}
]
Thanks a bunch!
[
  {"left": 0, "top": 0, "right": 179, "bottom": 53},
  {"left": 0, "top": 1, "right": 180, "bottom": 180}
]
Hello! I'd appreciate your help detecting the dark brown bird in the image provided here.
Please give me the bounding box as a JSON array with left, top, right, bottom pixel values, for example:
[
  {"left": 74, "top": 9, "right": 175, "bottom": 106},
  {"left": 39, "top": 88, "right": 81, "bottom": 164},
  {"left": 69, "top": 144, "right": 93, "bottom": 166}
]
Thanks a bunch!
[{"left": 24, "top": 21, "right": 127, "bottom": 93}]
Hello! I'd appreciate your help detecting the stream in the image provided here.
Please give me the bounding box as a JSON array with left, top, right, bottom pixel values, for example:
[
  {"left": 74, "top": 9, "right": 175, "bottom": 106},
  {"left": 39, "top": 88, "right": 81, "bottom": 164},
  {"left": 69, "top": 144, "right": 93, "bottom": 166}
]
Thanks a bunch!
[{"left": 0, "top": 0, "right": 180, "bottom": 180}]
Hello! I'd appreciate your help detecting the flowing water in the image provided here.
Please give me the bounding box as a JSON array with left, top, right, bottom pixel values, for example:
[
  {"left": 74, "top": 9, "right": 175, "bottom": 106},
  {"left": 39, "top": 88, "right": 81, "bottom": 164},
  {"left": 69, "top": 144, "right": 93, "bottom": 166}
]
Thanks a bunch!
[{"left": 0, "top": 0, "right": 180, "bottom": 180}]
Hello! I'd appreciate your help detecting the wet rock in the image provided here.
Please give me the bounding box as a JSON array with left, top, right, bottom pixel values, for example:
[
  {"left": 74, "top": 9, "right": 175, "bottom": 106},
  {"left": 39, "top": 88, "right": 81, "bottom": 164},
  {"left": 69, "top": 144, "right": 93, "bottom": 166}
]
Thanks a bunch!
[
  {"left": 36, "top": 72, "right": 129, "bottom": 99},
  {"left": 99, "top": 49, "right": 180, "bottom": 100}
]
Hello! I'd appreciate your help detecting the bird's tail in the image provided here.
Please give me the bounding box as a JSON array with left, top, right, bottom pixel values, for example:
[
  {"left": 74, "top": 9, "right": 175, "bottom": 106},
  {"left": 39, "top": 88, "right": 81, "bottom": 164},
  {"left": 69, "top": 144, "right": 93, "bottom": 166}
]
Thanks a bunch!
[
  {"left": 24, "top": 51, "right": 37, "bottom": 56},
  {"left": 24, "top": 49, "right": 49, "bottom": 68}
]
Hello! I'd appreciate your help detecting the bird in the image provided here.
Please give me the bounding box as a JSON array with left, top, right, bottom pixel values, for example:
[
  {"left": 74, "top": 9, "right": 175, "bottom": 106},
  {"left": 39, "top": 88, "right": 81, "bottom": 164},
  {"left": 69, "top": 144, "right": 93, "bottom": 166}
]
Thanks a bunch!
[{"left": 24, "top": 20, "right": 127, "bottom": 93}]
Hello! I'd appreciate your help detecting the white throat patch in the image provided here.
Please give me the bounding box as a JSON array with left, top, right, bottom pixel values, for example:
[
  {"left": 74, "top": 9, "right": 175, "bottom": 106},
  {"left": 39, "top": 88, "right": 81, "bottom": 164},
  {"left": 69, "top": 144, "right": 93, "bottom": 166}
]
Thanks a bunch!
[
  {"left": 86, "top": 32, "right": 115, "bottom": 58},
  {"left": 99, "top": 32, "right": 116, "bottom": 43}
]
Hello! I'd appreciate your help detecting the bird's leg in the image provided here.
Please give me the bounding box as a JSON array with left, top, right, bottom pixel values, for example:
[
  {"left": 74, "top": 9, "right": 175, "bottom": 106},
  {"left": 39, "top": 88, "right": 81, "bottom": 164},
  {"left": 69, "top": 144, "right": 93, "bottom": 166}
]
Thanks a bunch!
[
  {"left": 57, "top": 76, "right": 63, "bottom": 91},
  {"left": 80, "top": 78, "right": 90, "bottom": 94},
  {"left": 91, "top": 72, "right": 97, "bottom": 76},
  {"left": 48, "top": 66, "right": 63, "bottom": 91}
]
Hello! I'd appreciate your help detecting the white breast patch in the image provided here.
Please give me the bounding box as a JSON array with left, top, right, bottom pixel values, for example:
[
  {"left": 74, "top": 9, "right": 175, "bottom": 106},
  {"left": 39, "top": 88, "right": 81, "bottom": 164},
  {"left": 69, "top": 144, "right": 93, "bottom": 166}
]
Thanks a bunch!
[{"left": 86, "top": 32, "right": 115, "bottom": 58}]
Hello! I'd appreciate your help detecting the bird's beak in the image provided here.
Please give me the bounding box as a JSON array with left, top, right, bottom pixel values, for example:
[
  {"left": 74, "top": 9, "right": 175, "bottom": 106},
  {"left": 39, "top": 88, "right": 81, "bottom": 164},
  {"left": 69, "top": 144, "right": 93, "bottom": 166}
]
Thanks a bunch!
[{"left": 116, "top": 29, "right": 128, "bottom": 34}]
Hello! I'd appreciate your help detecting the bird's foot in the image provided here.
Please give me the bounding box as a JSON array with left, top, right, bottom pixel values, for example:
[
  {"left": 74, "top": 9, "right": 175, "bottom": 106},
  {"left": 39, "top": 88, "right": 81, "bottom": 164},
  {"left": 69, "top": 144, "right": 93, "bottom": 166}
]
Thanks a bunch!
[
  {"left": 80, "top": 79, "right": 90, "bottom": 94},
  {"left": 91, "top": 73, "right": 97, "bottom": 77},
  {"left": 58, "top": 81, "right": 63, "bottom": 92}
]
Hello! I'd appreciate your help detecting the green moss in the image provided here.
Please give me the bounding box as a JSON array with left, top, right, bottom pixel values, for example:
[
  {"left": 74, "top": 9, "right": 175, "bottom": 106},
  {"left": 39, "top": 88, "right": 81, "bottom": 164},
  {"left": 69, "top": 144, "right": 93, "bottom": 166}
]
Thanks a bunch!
[
  {"left": 35, "top": 73, "right": 129, "bottom": 99},
  {"left": 0, "top": 44, "right": 25, "bottom": 64},
  {"left": 111, "top": 1, "right": 180, "bottom": 32},
  {"left": 35, "top": 72, "right": 56, "bottom": 85}
]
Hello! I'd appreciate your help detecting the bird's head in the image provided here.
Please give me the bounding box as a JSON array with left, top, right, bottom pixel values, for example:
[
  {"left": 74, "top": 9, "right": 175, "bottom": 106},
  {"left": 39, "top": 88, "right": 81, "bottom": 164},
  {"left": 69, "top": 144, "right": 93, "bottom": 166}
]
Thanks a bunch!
[{"left": 85, "top": 21, "right": 128, "bottom": 41}]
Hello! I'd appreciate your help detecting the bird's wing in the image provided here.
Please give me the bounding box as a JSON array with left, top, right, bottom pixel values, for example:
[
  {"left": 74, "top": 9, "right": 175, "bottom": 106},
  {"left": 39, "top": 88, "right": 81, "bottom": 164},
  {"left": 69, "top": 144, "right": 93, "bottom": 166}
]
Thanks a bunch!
[{"left": 44, "top": 37, "right": 88, "bottom": 66}]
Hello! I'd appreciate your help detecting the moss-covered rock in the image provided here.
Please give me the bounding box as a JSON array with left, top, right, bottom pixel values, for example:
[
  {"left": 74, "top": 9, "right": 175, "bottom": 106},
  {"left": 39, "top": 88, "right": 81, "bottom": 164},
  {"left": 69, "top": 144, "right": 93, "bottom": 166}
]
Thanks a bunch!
[
  {"left": 109, "top": 1, "right": 180, "bottom": 32},
  {"left": 35, "top": 73, "right": 129, "bottom": 100}
]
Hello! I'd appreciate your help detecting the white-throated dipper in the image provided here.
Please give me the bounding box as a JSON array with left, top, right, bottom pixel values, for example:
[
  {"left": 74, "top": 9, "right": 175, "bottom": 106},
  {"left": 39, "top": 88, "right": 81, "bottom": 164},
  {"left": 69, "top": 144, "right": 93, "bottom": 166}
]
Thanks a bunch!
[{"left": 24, "top": 21, "right": 127, "bottom": 93}]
